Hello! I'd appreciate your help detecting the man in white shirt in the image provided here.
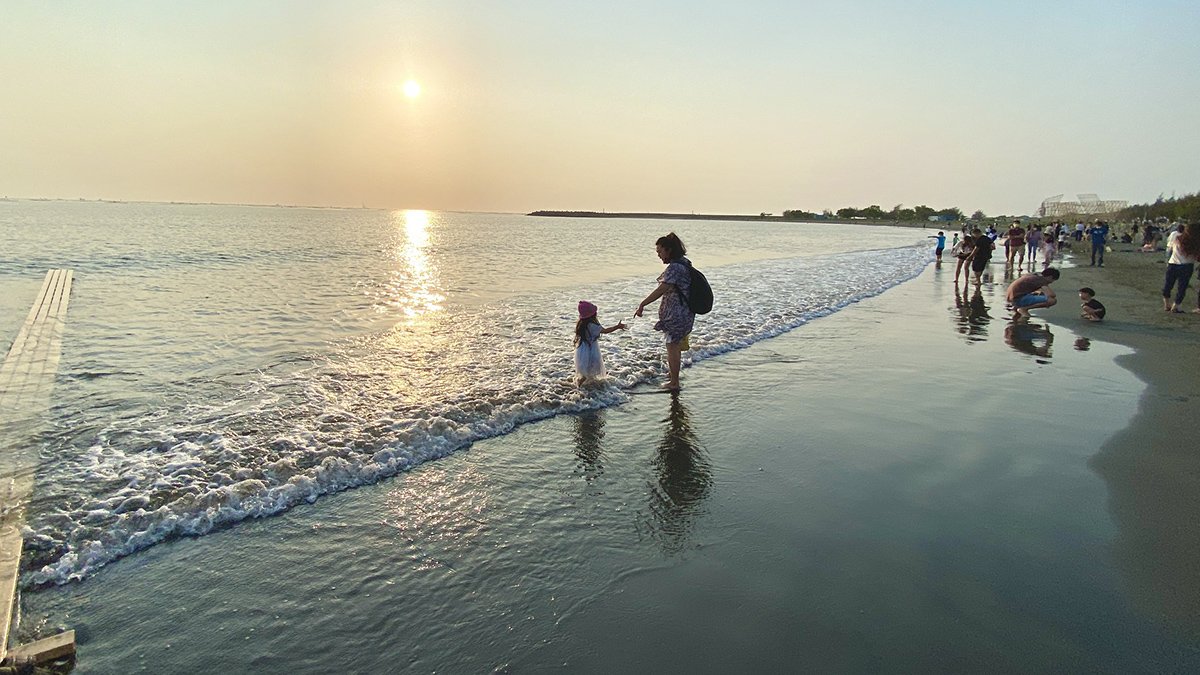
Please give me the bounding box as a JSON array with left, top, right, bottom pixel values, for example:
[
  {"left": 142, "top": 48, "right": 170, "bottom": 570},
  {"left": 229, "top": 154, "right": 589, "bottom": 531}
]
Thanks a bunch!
[
  {"left": 1166, "top": 223, "right": 1184, "bottom": 250},
  {"left": 1163, "top": 223, "right": 1197, "bottom": 312}
]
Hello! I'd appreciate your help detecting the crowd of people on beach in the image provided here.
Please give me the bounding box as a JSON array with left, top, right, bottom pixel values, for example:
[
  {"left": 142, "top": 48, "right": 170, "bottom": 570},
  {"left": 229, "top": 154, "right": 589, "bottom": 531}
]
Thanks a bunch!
[
  {"left": 936, "top": 217, "right": 1200, "bottom": 324},
  {"left": 574, "top": 219, "right": 1200, "bottom": 391}
]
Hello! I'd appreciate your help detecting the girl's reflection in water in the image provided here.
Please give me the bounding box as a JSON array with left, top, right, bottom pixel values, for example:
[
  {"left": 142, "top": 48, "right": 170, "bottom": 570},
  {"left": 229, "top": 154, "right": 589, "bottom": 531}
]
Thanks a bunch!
[
  {"left": 645, "top": 393, "right": 713, "bottom": 554},
  {"left": 572, "top": 409, "right": 606, "bottom": 482}
]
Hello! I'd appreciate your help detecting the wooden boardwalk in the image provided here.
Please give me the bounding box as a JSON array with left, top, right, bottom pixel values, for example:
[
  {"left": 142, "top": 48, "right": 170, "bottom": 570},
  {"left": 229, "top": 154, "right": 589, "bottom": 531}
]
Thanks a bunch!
[
  {"left": 0, "top": 268, "right": 73, "bottom": 409},
  {"left": 1, "top": 269, "right": 75, "bottom": 665}
]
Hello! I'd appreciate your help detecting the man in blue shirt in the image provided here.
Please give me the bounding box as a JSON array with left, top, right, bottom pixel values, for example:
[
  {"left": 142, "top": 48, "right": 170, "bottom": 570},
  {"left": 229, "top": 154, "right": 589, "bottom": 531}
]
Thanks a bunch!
[{"left": 1089, "top": 220, "right": 1110, "bottom": 266}]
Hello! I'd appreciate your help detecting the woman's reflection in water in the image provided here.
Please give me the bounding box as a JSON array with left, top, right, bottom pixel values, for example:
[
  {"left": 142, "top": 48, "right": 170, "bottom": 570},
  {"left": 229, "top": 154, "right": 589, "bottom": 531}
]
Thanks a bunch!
[
  {"left": 645, "top": 393, "right": 713, "bottom": 554},
  {"left": 1004, "top": 320, "right": 1054, "bottom": 362},
  {"left": 572, "top": 409, "right": 606, "bottom": 483}
]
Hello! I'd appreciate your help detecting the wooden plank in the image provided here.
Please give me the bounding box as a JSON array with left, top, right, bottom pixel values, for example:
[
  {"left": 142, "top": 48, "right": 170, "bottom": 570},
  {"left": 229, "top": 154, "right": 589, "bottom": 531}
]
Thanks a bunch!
[
  {"left": 5, "top": 629, "right": 76, "bottom": 665},
  {"left": 13, "top": 270, "right": 60, "bottom": 353},
  {"left": 0, "top": 271, "right": 56, "bottom": 393},
  {"left": 0, "top": 526, "right": 20, "bottom": 663},
  {"left": 11, "top": 271, "right": 56, "bottom": 348},
  {"left": 39, "top": 270, "right": 73, "bottom": 386},
  {"left": 0, "top": 270, "right": 61, "bottom": 393},
  {"left": 1, "top": 270, "right": 73, "bottom": 409},
  {"left": 15, "top": 270, "right": 71, "bottom": 407},
  {"left": 0, "top": 269, "right": 74, "bottom": 662}
]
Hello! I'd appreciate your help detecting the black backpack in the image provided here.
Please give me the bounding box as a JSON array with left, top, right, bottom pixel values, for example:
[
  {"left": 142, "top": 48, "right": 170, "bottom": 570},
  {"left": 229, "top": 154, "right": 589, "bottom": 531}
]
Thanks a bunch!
[{"left": 683, "top": 261, "right": 713, "bottom": 315}]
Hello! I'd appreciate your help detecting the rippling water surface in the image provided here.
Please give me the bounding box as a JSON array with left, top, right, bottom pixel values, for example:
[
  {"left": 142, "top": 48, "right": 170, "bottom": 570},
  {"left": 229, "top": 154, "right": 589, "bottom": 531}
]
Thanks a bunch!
[{"left": 0, "top": 201, "right": 929, "bottom": 584}]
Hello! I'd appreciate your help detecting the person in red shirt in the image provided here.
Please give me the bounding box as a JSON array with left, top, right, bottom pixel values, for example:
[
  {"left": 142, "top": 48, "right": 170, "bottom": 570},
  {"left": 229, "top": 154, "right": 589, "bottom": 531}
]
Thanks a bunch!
[{"left": 1005, "top": 221, "right": 1026, "bottom": 266}]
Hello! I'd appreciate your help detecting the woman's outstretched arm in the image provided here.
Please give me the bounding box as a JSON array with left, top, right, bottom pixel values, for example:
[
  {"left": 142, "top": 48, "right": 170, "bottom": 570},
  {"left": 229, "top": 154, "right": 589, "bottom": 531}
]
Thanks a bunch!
[{"left": 635, "top": 282, "right": 670, "bottom": 317}]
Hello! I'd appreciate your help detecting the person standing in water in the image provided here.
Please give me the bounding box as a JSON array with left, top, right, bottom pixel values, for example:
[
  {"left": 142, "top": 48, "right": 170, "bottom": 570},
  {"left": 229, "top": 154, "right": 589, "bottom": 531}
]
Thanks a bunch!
[
  {"left": 574, "top": 301, "right": 626, "bottom": 383},
  {"left": 1004, "top": 221, "right": 1026, "bottom": 266},
  {"left": 929, "top": 231, "right": 946, "bottom": 262},
  {"left": 635, "top": 233, "right": 696, "bottom": 391},
  {"left": 966, "top": 228, "right": 994, "bottom": 285},
  {"left": 1026, "top": 226, "right": 1043, "bottom": 268},
  {"left": 1042, "top": 226, "right": 1058, "bottom": 268},
  {"left": 951, "top": 234, "right": 975, "bottom": 283}
]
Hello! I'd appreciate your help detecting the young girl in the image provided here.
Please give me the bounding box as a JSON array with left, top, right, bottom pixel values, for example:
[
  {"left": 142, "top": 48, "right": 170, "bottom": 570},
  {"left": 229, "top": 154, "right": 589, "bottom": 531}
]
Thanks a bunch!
[
  {"left": 951, "top": 235, "right": 975, "bottom": 283},
  {"left": 574, "top": 301, "right": 626, "bottom": 381},
  {"left": 1041, "top": 228, "right": 1058, "bottom": 268},
  {"left": 1026, "top": 226, "right": 1043, "bottom": 267}
]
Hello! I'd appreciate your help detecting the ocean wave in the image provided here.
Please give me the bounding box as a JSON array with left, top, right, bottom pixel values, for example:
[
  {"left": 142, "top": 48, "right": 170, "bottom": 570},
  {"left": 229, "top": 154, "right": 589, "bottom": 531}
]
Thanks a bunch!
[{"left": 23, "top": 244, "right": 931, "bottom": 586}]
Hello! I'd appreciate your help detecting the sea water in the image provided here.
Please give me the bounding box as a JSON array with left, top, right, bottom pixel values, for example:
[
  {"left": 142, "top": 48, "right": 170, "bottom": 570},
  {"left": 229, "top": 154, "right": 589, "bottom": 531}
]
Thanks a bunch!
[{"left": 0, "top": 201, "right": 929, "bottom": 585}]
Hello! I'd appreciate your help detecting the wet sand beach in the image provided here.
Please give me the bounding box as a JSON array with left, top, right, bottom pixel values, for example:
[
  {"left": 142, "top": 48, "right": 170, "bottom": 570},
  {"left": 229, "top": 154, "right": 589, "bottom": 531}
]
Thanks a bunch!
[
  {"left": 1047, "top": 241, "right": 1200, "bottom": 644},
  {"left": 19, "top": 248, "right": 1200, "bottom": 672}
]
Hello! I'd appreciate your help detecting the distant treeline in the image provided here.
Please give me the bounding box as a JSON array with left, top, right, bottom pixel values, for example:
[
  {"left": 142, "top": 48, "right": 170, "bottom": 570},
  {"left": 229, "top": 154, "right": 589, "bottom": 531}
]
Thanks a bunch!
[
  {"left": 783, "top": 204, "right": 978, "bottom": 222},
  {"left": 1116, "top": 192, "right": 1200, "bottom": 222},
  {"left": 528, "top": 210, "right": 778, "bottom": 222}
]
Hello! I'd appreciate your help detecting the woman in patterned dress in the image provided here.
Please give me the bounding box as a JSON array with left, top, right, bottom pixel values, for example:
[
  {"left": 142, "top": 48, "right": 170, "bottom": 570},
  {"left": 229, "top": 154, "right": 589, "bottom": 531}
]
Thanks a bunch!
[{"left": 635, "top": 232, "right": 695, "bottom": 391}]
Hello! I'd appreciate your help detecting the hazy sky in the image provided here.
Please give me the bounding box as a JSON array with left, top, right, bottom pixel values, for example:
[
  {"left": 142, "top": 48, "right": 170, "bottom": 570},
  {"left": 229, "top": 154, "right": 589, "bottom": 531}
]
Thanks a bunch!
[{"left": 3, "top": 1, "right": 1198, "bottom": 215}]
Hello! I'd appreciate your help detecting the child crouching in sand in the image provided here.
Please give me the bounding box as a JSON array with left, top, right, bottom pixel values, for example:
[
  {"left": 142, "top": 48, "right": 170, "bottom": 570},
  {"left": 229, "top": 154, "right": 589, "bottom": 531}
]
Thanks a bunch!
[
  {"left": 1079, "top": 287, "right": 1106, "bottom": 322},
  {"left": 574, "top": 301, "right": 626, "bottom": 383}
]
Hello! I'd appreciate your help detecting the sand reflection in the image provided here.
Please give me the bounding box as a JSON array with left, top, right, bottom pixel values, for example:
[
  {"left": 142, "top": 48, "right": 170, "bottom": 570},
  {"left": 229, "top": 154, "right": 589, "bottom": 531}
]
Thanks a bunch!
[{"left": 643, "top": 394, "right": 712, "bottom": 554}]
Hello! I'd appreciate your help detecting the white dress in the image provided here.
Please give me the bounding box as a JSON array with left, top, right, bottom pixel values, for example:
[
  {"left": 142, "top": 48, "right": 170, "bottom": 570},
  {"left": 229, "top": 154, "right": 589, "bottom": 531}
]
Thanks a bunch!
[{"left": 574, "top": 323, "right": 605, "bottom": 379}]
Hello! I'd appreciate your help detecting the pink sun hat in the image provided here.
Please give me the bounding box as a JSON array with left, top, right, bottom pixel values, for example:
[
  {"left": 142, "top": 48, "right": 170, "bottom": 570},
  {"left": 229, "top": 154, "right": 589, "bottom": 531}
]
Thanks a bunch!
[{"left": 578, "top": 300, "right": 597, "bottom": 318}]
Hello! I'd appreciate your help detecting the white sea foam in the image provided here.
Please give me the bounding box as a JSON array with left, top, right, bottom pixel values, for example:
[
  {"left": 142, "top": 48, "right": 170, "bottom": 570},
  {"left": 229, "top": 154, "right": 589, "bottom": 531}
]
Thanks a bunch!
[{"left": 23, "top": 244, "right": 931, "bottom": 586}]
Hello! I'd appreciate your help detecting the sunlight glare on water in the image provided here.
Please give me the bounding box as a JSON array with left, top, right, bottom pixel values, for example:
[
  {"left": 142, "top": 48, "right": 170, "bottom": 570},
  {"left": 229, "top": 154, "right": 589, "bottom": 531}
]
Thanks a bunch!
[{"left": 389, "top": 209, "right": 444, "bottom": 321}]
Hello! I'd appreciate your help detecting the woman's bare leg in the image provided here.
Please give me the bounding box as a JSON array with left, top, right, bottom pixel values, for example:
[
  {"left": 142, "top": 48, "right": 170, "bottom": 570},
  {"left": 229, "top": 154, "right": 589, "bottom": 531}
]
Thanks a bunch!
[{"left": 665, "top": 341, "right": 682, "bottom": 389}]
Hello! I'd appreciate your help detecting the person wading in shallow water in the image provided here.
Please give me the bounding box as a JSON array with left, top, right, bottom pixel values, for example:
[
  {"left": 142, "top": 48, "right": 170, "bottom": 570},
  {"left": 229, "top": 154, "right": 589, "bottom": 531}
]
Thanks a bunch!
[
  {"left": 951, "top": 234, "right": 975, "bottom": 283},
  {"left": 965, "top": 228, "right": 994, "bottom": 285},
  {"left": 635, "top": 232, "right": 695, "bottom": 391}
]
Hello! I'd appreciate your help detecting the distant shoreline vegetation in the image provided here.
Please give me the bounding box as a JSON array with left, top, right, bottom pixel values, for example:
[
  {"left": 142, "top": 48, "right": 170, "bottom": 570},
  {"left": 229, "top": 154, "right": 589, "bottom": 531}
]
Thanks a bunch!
[
  {"left": 528, "top": 210, "right": 785, "bottom": 222},
  {"left": 784, "top": 204, "right": 969, "bottom": 222},
  {"left": 1116, "top": 192, "right": 1200, "bottom": 222},
  {"left": 530, "top": 204, "right": 980, "bottom": 225}
]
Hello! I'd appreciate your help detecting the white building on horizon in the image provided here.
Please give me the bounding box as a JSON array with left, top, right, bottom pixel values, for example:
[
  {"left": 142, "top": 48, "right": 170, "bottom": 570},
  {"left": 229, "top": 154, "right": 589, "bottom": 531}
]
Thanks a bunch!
[{"left": 1037, "top": 193, "right": 1128, "bottom": 218}]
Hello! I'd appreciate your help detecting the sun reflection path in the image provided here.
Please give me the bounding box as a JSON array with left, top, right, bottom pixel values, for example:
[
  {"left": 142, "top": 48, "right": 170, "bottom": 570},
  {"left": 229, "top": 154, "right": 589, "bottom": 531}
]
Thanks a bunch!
[{"left": 386, "top": 210, "right": 445, "bottom": 321}]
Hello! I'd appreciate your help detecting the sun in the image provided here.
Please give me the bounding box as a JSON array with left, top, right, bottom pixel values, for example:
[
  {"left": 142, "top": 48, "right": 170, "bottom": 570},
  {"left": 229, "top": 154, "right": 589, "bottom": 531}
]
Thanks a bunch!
[{"left": 403, "top": 80, "right": 421, "bottom": 99}]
